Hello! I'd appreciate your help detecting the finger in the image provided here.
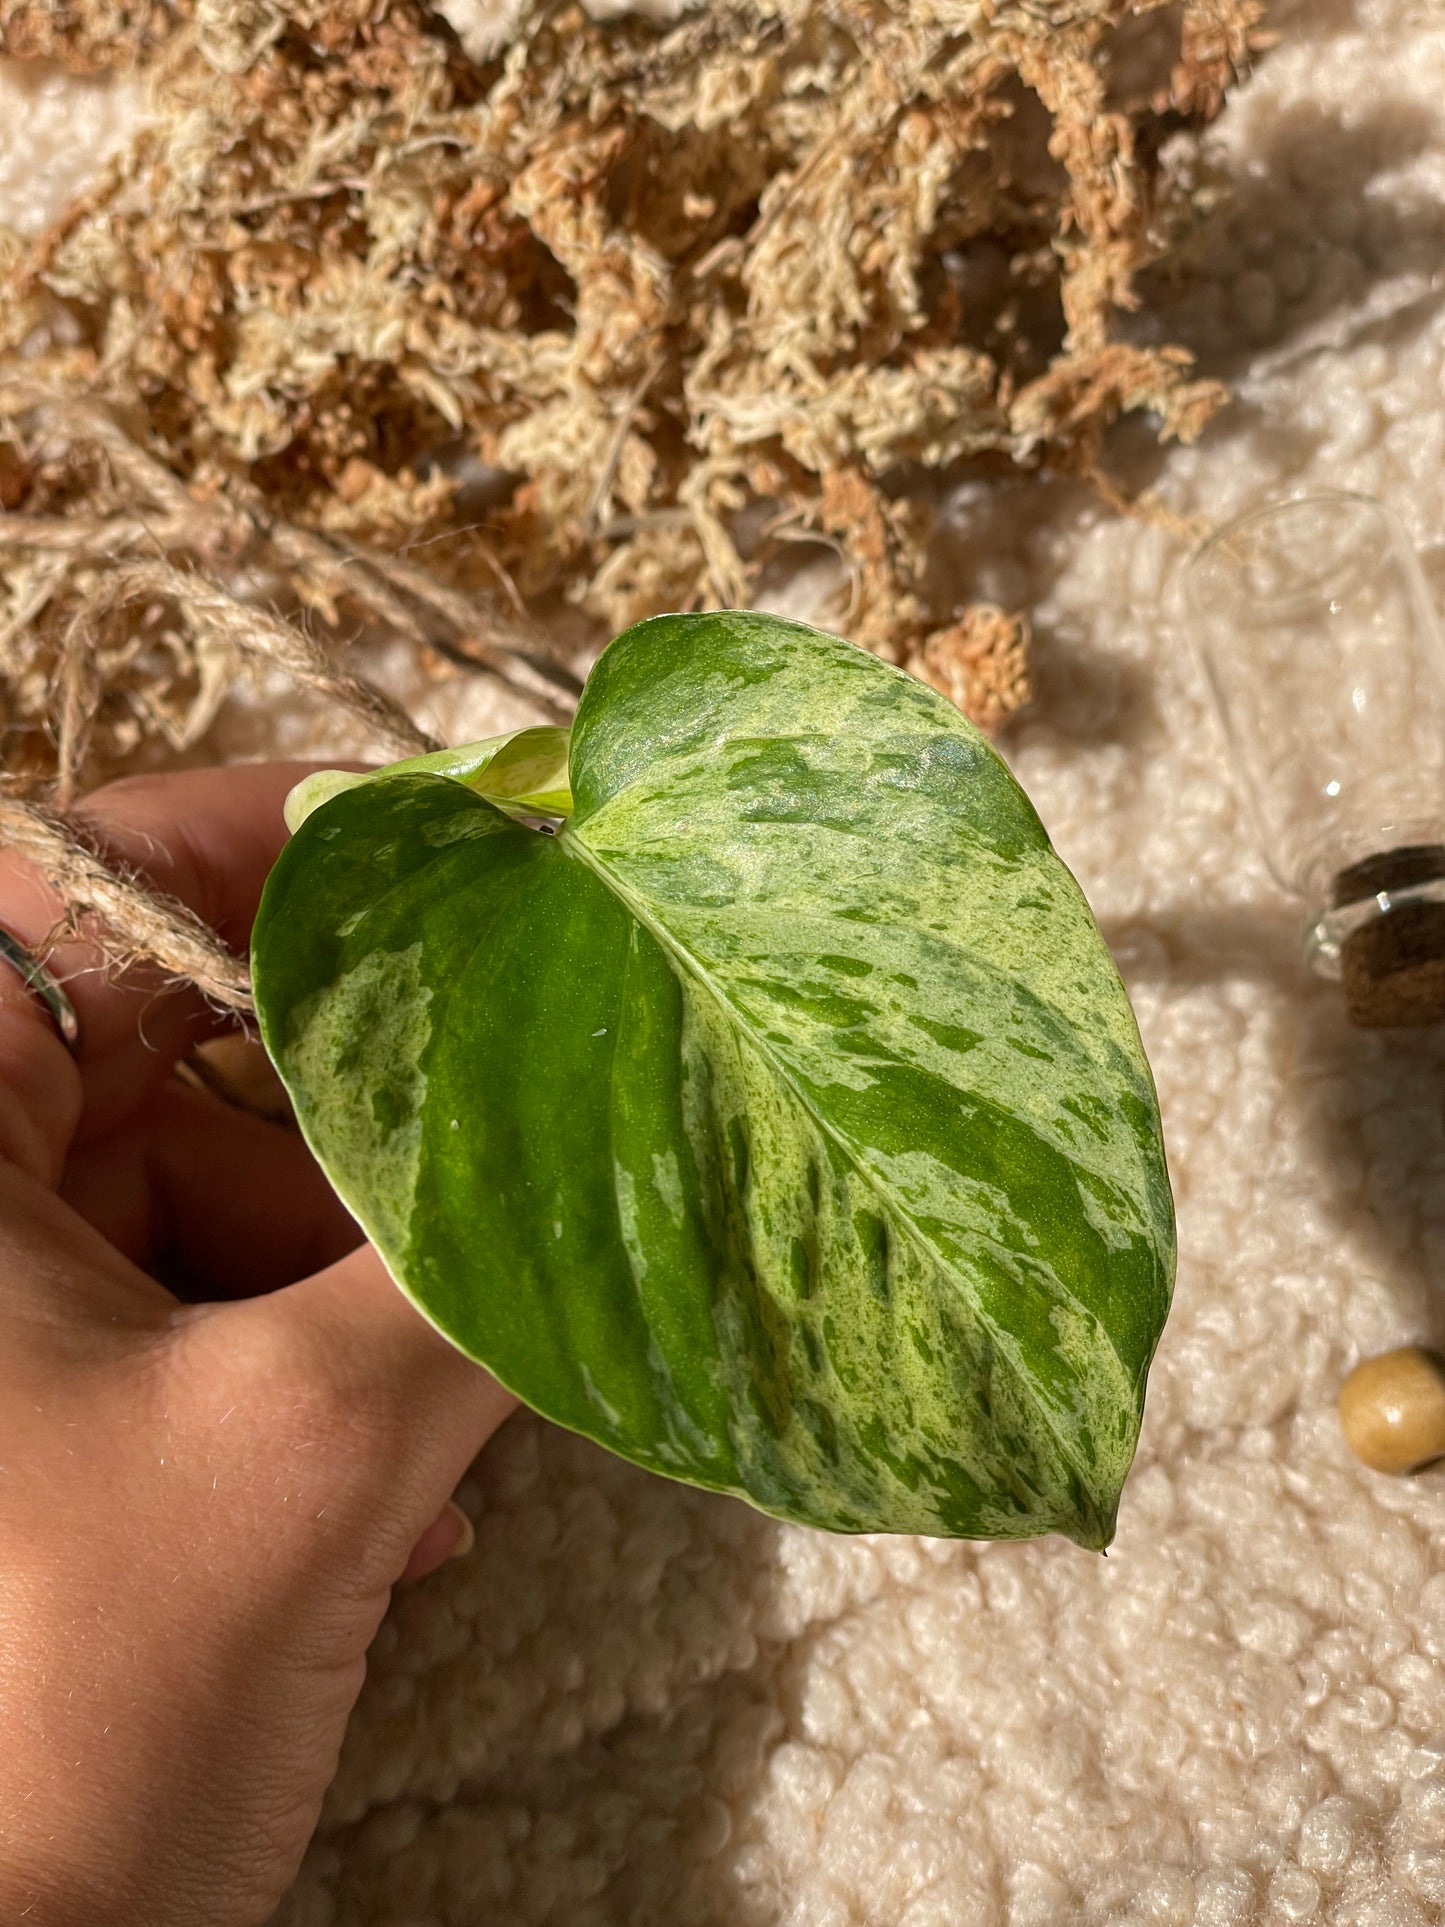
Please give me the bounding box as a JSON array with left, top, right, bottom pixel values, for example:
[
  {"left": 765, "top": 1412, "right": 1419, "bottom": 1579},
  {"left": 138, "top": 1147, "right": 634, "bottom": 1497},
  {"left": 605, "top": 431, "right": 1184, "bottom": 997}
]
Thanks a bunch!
[
  {"left": 0, "top": 1155, "right": 173, "bottom": 1354},
  {"left": 203, "top": 1242, "right": 517, "bottom": 1587},
  {"left": 59, "top": 1078, "right": 362, "bottom": 1296},
  {"left": 399, "top": 1500, "right": 475, "bottom": 1584},
  {"left": 0, "top": 762, "right": 348, "bottom": 1187},
  {"left": 147, "top": 1083, "right": 363, "bottom": 1296}
]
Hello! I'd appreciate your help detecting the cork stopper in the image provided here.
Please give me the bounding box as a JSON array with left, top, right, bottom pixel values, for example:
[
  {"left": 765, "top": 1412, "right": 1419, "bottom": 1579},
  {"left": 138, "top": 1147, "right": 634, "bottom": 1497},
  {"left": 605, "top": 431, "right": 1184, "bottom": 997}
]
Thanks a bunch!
[{"left": 1333, "top": 845, "right": 1445, "bottom": 1028}]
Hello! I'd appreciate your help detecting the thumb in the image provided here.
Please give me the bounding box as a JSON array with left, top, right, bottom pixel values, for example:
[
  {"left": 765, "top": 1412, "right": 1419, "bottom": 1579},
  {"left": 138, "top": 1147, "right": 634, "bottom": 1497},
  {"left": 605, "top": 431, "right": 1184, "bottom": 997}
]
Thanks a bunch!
[{"left": 214, "top": 1242, "right": 517, "bottom": 1586}]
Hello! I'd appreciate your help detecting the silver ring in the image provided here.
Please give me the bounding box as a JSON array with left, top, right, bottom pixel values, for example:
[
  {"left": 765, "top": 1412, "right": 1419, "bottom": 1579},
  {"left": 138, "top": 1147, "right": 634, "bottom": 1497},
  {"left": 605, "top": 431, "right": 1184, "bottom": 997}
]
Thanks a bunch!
[{"left": 0, "top": 926, "right": 80, "bottom": 1053}]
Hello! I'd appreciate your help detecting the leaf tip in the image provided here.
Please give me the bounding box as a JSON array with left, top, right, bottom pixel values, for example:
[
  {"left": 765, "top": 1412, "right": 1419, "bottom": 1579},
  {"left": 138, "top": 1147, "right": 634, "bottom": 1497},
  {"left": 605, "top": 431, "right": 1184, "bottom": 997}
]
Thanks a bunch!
[{"left": 1065, "top": 1488, "right": 1119, "bottom": 1555}]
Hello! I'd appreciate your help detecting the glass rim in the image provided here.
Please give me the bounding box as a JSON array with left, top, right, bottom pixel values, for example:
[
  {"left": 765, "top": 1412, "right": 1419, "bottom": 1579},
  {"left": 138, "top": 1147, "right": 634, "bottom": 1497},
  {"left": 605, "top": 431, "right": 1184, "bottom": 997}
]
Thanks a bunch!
[
  {"left": 1184, "top": 488, "right": 1410, "bottom": 621},
  {"left": 1187, "top": 487, "right": 1400, "bottom": 575}
]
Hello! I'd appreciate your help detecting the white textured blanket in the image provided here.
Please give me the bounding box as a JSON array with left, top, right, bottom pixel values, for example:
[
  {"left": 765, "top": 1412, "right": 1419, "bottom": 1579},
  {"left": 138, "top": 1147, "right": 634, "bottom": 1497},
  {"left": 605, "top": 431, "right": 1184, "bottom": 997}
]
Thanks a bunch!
[{"left": 8, "top": 0, "right": 1445, "bottom": 1919}]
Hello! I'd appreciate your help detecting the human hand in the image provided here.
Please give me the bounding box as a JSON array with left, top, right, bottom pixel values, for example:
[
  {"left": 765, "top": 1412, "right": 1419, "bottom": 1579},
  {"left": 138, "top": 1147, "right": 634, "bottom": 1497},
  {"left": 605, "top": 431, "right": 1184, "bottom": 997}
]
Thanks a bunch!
[{"left": 0, "top": 765, "right": 517, "bottom": 1926}]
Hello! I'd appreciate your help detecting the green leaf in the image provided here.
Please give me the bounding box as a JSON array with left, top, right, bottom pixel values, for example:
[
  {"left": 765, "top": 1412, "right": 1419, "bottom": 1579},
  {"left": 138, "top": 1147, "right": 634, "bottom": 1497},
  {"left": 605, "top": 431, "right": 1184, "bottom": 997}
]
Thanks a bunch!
[
  {"left": 282, "top": 724, "right": 573, "bottom": 833},
  {"left": 252, "top": 613, "right": 1174, "bottom": 1546}
]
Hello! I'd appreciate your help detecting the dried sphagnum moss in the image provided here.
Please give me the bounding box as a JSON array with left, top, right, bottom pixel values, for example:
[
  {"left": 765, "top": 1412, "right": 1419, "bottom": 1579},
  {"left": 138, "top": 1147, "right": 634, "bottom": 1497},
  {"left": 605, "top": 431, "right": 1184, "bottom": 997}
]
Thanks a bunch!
[
  {"left": 0, "top": 1, "right": 182, "bottom": 70},
  {"left": 0, "top": 0, "right": 1265, "bottom": 799}
]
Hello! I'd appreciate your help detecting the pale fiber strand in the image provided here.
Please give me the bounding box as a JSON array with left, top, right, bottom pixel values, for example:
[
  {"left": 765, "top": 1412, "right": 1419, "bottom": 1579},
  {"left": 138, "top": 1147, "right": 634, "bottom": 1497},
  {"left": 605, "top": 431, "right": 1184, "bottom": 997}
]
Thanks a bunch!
[
  {"left": 0, "top": 508, "right": 579, "bottom": 714},
  {"left": 263, "top": 521, "right": 580, "bottom": 718},
  {"left": 0, "top": 795, "right": 253, "bottom": 1012},
  {"left": 0, "top": 512, "right": 209, "bottom": 553},
  {"left": 73, "top": 559, "right": 441, "bottom": 761},
  {"left": 55, "top": 604, "right": 101, "bottom": 809},
  {"left": 2, "top": 384, "right": 244, "bottom": 522},
  {"left": 0, "top": 387, "right": 579, "bottom": 731},
  {"left": 0, "top": 385, "right": 579, "bottom": 697},
  {"left": 344, "top": 542, "right": 582, "bottom": 719}
]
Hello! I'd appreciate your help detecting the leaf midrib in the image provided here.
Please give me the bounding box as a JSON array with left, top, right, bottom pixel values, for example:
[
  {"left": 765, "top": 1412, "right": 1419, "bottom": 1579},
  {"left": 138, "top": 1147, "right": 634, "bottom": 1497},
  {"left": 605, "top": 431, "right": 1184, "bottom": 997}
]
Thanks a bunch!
[{"left": 560, "top": 816, "right": 1115, "bottom": 1523}]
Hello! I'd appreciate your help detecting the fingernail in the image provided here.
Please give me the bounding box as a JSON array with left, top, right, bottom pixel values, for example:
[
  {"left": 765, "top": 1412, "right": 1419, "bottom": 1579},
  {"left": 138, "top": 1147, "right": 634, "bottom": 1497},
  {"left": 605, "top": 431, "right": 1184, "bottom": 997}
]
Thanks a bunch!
[
  {"left": 443, "top": 1499, "right": 475, "bottom": 1562},
  {"left": 399, "top": 1499, "right": 475, "bottom": 1584}
]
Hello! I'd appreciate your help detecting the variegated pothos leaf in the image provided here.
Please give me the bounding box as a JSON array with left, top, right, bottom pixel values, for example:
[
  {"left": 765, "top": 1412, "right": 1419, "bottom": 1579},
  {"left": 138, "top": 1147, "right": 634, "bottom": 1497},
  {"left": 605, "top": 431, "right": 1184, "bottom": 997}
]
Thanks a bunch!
[{"left": 251, "top": 613, "right": 1174, "bottom": 1545}]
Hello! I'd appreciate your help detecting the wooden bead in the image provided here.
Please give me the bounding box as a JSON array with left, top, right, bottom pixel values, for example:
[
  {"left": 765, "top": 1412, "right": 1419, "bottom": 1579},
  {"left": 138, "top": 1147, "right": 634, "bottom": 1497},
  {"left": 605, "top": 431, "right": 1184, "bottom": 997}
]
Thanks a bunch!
[{"left": 1338, "top": 1346, "right": 1445, "bottom": 1474}]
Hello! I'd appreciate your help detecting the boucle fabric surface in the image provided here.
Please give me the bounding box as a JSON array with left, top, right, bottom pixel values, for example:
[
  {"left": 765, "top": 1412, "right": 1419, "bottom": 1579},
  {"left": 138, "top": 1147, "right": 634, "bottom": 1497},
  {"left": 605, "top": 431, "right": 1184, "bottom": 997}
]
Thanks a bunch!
[{"left": 9, "top": 2, "right": 1445, "bottom": 1921}]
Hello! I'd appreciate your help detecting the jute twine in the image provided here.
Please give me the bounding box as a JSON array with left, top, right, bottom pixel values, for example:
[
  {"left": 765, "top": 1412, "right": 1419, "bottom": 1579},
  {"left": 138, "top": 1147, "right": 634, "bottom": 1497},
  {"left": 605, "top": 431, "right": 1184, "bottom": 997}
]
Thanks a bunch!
[
  {"left": 0, "top": 384, "right": 582, "bottom": 1016},
  {"left": 0, "top": 794, "right": 254, "bottom": 1010},
  {"left": 55, "top": 557, "right": 441, "bottom": 803}
]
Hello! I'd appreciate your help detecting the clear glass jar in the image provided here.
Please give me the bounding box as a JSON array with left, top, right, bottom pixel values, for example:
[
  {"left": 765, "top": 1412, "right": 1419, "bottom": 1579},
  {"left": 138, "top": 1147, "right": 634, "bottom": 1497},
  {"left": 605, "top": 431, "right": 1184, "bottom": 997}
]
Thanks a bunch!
[{"left": 1186, "top": 491, "right": 1445, "bottom": 1026}]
